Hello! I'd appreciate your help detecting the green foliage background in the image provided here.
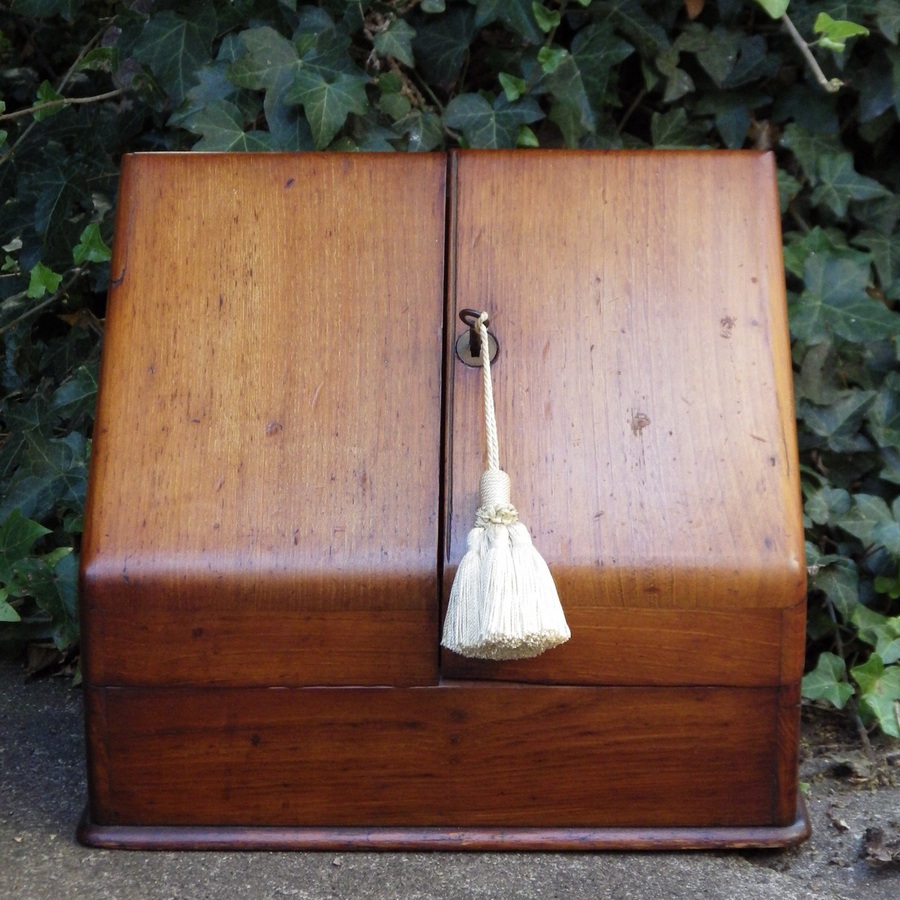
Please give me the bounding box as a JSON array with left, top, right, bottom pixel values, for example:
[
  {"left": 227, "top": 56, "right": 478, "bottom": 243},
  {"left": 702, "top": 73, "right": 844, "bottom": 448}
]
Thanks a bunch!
[{"left": 1, "top": 0, "right": 899, "bottom": 736}]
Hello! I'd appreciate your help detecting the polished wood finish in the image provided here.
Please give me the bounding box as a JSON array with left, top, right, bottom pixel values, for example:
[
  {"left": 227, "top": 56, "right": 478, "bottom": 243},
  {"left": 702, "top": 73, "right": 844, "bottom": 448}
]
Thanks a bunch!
[
  {"left": 441, "top": 603, "right": 805, "bottom": 687},
  {"left": 84, "top": 683, "right": 795, "bottom": 828},
  {"left": 78, "top": 805, "right": 811, "bottom": 852},
  {"left": 89, "top": 601, "right": 802, "bottom": 688},
  {"left": 442, "top": 149, "right": 805, "bottom": 679},
  {"left": 80, "top": 150, "right": 807, "bottom": 850},
  {"left": 81, "top": 153, "right": 446, "bottom": 688}
]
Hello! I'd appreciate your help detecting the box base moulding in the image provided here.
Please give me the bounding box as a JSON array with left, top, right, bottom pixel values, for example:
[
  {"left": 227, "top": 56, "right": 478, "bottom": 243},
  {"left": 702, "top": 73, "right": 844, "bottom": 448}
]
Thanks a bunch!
[{"left": 77, "top": 801, "right": 811, "bottom": 851}]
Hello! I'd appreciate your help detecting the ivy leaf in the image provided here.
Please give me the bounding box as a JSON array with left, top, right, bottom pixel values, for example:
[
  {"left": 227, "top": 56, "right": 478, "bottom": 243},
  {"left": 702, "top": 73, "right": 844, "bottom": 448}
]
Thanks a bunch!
[
  {"left": 50, "top": 362, "right": 99, "bottom": 424},
  {"left": 473, "top": 0, "right": 543, "bottom": 44},
  {"left": 792, "top": 253, "right": 899, "bottom": 345},
  {"left": 33, "top": 80, "right": 63, "bottom": 122},
  {"left": 798, "top": 390, "right": 876, "bottom": 453},
  {"left": 675, "top": 24, "right": 740, "bottom": 87},
  {"left": 655, "top": 48, "right": 695, "bottom": 102},
  {"left": 720, "top": 34, "right": 778, "bottom": 88},
  {"left": 532, "top": 2, "right": 560, "bottom": 33},
  {"left": 412, "top": 6, "right": 476, "bottom": 86},
  {"left": 542, "top": 53, "right": 596, "bottom": 145},
  {"left": 753, "top": 0, "right": 789, "bottom": 17},
  {"left": 182, "top": 99, "right": 276, "bottom": 151},
  {"left": 694, "top": 90, "right": 765, "bottom": 148},
  {"left": 851, "top": 654, "right": 900, "bottom": 738},
  {"left": 285, "top": 70, "right": 369, "bottom": 149},
  {"left": 858, "top": 53, "right": 895, "bottom": 122},
  {"left": 228, "top": 26, "right": 300, "bottom": 92},
  {"left": 443, "top": 93, "right": 543, "bottom": 149},
  {"left": 812, "top": 153, "right": 893, "bottom": 217},
  {"left": 231, "top": 24, "right": 366, "bottom": 149},
  {"left": 852, "top": 606, "right": 900, "bottom": 664},
  {"left": 783, "top": 226, "right": 857, "bottom": 279},
  {"left": 498, "top": 72, "right": 527, "bottom": 102},
  {"left": 264, "top": 85, "right": 315, "bottom": 151},
  {"left": 516, "top": 125, "right": 539, "bottom": 147},
  {"left": 868, "top": 373, "right": 900, "bottom": 450},
  {"left": 796, "top": 341, "right": 845, "bottom": 406},
  {"left": 0, "top": 510, "right": 51, "bottom": 586},
  {"left": 650, "top": 108, "right": 704, "bottom": 147},
  {"left": 133, "top": 4, "right": 218, "bottom": 108},
  {"left": 876, "top": 0, "right": 900, "bottom": 43},
  {"left": 834, "top": 494, "right": 893, "bottom": 545},
  {"left": 78, "top": 45, "right": 118, "bottom": 73},
  {"left": 802, "top": 651, "right": 855, "bottom": 708},
  {"left": 0, "top": 430, "right": 89, "bottom": 522},
  {"left": 169, "top": 62, "right": 239, "bottom": 127},
  {"left": 855, "top": 230, "right": 900, "bottom": 298},
  {"left": 10, "top": 0, "right": 83, "bottom": 20},
  {"left": 26, "top": 159, "right": 92, "bottom": 253},
  {"left": 605, "top": 0, "right": 669, "bottom": 52},
  {"left": 814, "top": 13, "right": 869, "bottom": 53},
  {"left": 538, "top": 46, "right": 569, "bottom": 75},
  {"left": 780, "top": 124, "right": 843, "bottom": 185},
  {"left": 873, "top": 518, "right": 900, "bottom": 556},
  {"left": 570, "top": 22, "right": 633, "bottom": 110},
  {"left": 393, "top": 110, "right": 444, "bottom": 151},
  {"left": 72, "top": 223, "right": 111, "bottom": 264},
  {"left": 379, "top": 92, "right": 413, "bottom": 121},
  {"left": 810, "top": 562, "right": 859, "bottom": 618},
  {"left": 804, "top": 485, "right": 851, "bottom": 526},
  {"left": 0, "top": 591, "right": 20, "bottom": 623},
  {"left": 11, "top": 549, "right": 78, "bottom": 649},
  {"left": 26, "top": 261, "right": 62, "bottom": 298},
  {"left": 373, "top": 19, "right": 416, "bottom": 67}
]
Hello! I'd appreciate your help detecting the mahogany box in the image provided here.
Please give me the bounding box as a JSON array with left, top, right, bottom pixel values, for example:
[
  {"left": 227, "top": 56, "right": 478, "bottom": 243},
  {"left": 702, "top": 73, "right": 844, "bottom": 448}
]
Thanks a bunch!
[{"left": 78, "top": 150, "right": 809, "bottom": 850}]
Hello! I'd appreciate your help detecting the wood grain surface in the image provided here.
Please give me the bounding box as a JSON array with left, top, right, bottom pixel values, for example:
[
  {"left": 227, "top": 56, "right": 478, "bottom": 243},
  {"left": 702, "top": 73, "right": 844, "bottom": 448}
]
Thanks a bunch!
[
  {"left": 81, "top": 152, "right": 446, "bottom": 687},
  {"left": 443, "top": 149, "right": 805, "bottom": 679},
  {"left": 78, "top": 812, "right": 812, "bottom": 852},
  {"left": 79, "top": 151, "right": 806, "bottom": 845},
  {"left": 85, "top": 682, "right": 793, "bottom": 829}
]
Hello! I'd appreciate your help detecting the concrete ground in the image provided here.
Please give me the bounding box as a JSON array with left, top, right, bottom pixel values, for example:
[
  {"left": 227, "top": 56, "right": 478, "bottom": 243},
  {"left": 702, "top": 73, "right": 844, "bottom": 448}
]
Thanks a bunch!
[{"left": 2, "top": 658, "right": 898, "bottom": 900}]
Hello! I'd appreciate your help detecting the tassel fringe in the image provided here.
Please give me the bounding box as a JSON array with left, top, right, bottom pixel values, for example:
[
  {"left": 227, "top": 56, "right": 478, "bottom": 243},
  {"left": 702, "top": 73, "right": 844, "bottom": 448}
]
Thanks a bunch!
[{"left": 442, "top": 423, "right": 571, "bottom": 659}]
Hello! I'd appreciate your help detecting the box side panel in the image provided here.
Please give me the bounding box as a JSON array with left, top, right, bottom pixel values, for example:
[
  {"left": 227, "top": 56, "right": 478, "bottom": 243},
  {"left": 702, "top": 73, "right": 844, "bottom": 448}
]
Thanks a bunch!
[
  {"left": 94, "top": 684, "right": 780, "bottom": 829},
  {"left": 81, "top": 152, "right": 447, "bottom": 687},
  {"left": 82, "top": 686, "right": 112, "bottom": 824},
  {"left": 774, "top": 681, "right": 802, "bottom": 825}
]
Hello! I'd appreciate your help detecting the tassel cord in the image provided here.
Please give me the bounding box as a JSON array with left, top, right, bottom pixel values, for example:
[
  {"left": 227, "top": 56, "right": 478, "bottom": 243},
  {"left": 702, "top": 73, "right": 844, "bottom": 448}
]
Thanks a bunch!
[
  {"left": 476, "top": 312, "right": 515, "bottom": 520},
  {"left": 477, "top": 312, "right": 501, "bottom": 474}
]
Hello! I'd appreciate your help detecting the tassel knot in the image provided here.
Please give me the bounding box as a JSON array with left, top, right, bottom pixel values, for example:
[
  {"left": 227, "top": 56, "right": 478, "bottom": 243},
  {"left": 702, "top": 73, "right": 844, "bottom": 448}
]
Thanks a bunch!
[{"left": 475, "top": 469, "right": 518, "bottom": 525}]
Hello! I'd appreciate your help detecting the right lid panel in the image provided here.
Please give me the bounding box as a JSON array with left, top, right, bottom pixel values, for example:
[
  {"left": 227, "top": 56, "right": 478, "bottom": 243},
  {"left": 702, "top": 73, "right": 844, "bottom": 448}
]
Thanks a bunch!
[{"left": 442, "top": 149, "right": 806, "bottom": 686}]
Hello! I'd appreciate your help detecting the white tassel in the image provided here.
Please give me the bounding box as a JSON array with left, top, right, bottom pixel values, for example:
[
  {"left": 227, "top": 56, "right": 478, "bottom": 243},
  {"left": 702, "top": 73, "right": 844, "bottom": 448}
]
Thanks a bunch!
[{"left": 441, "top": 312, "right": 570, "bottom": 660}]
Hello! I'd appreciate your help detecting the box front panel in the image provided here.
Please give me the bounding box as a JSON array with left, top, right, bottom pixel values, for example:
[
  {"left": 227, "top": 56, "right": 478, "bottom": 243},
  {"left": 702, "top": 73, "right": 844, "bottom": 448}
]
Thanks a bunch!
[
  {"left": 443, "top": 150, "right": 806, "bottom": 684},
  {"left": 81, "top": 153, "right": 447, "bottom": 687},
  {"left": 87, "top": 683, "right": 789, "bottom": 829}
]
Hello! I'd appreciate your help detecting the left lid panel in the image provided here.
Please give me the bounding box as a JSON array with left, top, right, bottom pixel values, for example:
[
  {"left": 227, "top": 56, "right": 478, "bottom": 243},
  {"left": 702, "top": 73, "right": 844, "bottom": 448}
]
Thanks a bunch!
[{"left": 81, "top": 153, "right": 447, "bottom": 688}]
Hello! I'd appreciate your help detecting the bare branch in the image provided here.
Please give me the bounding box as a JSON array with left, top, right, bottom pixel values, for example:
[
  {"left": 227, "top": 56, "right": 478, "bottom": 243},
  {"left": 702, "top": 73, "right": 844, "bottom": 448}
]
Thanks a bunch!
[
  {"left": 781, "top": 13, "right": 843, "bottom": 93},
  {"left": 0, "top": 89, "right": 126, "bottom": 124}
]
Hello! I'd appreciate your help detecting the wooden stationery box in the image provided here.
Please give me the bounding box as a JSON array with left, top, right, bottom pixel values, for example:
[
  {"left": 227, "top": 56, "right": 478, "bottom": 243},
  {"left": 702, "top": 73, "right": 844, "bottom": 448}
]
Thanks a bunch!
[{"left": 78, "top": 150, "right": 808, "bottom": 850}]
